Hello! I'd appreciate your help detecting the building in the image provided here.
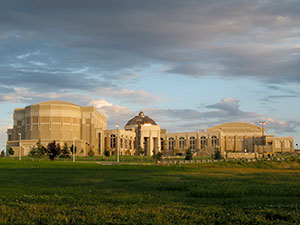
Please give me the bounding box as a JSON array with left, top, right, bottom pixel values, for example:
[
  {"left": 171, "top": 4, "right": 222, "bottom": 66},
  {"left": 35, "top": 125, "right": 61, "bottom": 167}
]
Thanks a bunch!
[{"left": 6, "top": 101, "right": 294, "bottom": 157}]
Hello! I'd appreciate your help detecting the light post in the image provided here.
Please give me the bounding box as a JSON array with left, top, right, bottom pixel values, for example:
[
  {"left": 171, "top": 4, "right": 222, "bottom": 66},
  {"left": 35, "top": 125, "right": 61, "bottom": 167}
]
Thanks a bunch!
[
  {"left": 18, "top": 133, "right": 21, "bottom": 161},
  {"left": 116, "top": 124, "right": 120, "bottom": 163},
  {"left": 296, "top": 143, "right": 298, "bottom": 151},
  {"left": 259, "top": 121, "right": 266, "bottom": 156},
  {"left": 73, "top": 137, "right": 76, "bottom": 163}
]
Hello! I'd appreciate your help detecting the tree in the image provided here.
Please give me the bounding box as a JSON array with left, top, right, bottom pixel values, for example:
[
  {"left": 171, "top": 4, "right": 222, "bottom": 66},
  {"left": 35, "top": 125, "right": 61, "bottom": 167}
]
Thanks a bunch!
[
  {"left": 152, "top": 151, "right": 162, "bottom": 162},
  {"left": 46, "top": 141, "right": 61, "bottom": 161},
  {"left": 88, "top": 148, "right": 95, "bottom": 157},
  {"left": 138, "top": 146, "right": 145, "bottom": 162},
  {"left": 213, "top": 149, "right": 222, "bottom": 160},
  {"left": 60, "top": 143, "right": 70, "bottom": 158},
  {"left": 104, "top": 149, "right": 110, "bottom": 157},
  {"left": 0, "top": 151, "right": 5, "bottom": 157},
  {"left": 70, "top": 144, "right": 77, "bottom": 155},
  {"left": 185, "top": 148, "right": 193, "bottom": 161},
  {"left": 8, "top": 147, "right": 14, "bottom": 156},
  {"left": 29, "top": 140, "right": 46, "bottom": 158}
]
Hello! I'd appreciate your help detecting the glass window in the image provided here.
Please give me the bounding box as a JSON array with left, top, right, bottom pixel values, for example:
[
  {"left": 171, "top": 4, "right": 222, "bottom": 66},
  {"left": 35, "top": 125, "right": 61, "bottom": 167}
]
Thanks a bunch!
[
  {"left": 201, "top": 136, "right": 207, "bottom": 149},
  {"left": 212, "top": 136, "right": 218, "bottom": 146},
  {"left": 161, "top": 138, "right": 164, "bottom": 151},
  {"left": 190, "top": 136, "right": 196, "bottom": 150},
  {"left": 179, "top": 137, "right": 185, "bottom": 148},
  {"left": 169, "top": 137, "right": 174, "bottom": 150},
  {"left": 110, "top": 134, "right": 116, "bottom": 148}
]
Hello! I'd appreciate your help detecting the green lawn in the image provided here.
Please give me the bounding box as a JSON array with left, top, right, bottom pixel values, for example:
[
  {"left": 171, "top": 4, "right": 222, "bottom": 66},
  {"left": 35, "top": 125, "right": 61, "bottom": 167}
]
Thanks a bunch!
[{"left": 0, "top": 158, "right": 300, "bottom": 224}]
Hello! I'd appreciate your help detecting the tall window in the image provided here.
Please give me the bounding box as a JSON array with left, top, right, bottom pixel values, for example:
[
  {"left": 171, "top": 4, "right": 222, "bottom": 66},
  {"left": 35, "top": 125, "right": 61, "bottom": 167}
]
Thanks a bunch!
[
  {"left": 161, "top": 138, "right": 164, "bottom": 151},
  {"left": 129, "top": 140, "right": 132, "bottom": 149},
  {"left": 201, "top": 136, "right": 207, "bottom": 149},
  {"left": 179, "top": 137, "right": 185, "bottom": 148},
  {"left": 125, "top": 138, "right": 128, "bottom": 149},
  {"left": 190, "top": 136, "right": 196, "bottom": 150},
  {"left": 169, "top": 137, "right": 175, "bottom": 150},
  {"left": 211, "top": 136, "right": 218, "bottom": 146},
  {"left": 120, "top": 138, "right": 123, "bottom": 148},
  {"left": 110, "top": 134, "right": 116, "bottom": 148}
]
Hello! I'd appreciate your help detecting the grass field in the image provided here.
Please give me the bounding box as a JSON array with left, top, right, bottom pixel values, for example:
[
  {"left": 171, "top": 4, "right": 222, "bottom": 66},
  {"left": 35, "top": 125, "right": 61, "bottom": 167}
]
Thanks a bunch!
[{"left": 0, "top": 158, "right": 300, "bottom": 224}]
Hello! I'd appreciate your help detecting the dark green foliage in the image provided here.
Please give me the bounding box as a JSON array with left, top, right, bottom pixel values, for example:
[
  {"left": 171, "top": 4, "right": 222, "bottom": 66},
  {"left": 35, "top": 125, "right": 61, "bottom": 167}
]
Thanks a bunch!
[
  {"left": 60, "top": 143, "right": 70, "bottom": 158},
  {"left": 104, "top": 149, "right": 110, "bottom": 157},
  {"left": 213, "top": 149, "right": 222, "bottom": 160},
  {"left": 185, "top": 148, "right": 193, "bottom": 160},
  {"left": 88, "top": 149, "right": 95, "bottom": 157},
  {"left": 29, "top": 140, "right": 46, "bottom": 158},
  {"left": 8, "top": 147, "right": 14, "bottom": 156},
  {"left": 70, "top": 144, "right": 77, "bottom": 155},
  {"left": 46, "top": 141, "right": 61, "bottom": 161},
  {"left": 0, "top": 151, "right": 5, "bottom": 157},
  {"left": 152, "top": 151, "right": 163, "bottom": 162}
]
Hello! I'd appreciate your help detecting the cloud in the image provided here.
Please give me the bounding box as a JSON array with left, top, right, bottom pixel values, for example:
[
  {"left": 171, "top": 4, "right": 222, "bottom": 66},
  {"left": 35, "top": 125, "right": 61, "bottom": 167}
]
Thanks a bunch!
[
  {"left": 96, "top": 87, "right": 163, "bottom": 104},
  {"left": 0, "top": 124, "right": 10, "bottom": 150},
  {"left": 89, "top": 99, "right": 135, "bottom": 128},
  {"left": 1, "top": 0, "right": 300, "bottom": 86},
  {"left": 146, "top": 97, "right": 300, "bottom": 135},
  {"left": 264, "top": 118, "right": 300, "bottom": 133}
]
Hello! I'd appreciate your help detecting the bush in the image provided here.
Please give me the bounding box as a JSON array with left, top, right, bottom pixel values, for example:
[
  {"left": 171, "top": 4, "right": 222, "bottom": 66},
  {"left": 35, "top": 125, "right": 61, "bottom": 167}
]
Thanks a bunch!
[
  {"left": 0, "top": 151, "right": 5, "bottom": 157},
  {"left": 185, "top": 148, "right": 193, "bottom": 160},
  {"left": 8, "top": 147, "right": 14, "bottom": 156},
  {"left": 88, "top": 149, "right": 95, "bottom": 157},
  {"left": 46, "top": 141, "right": 61, "bottom": 161},
  {"left": 70, "top": 145, "right": 77, "bottom": 155},
  {"left": 104, "top": 149, "right": 110, "bottom": 157},
  {"left": 213, "top": 149, "right": 222, "bottom": 160},
  {"left": 60, "top": 143, "right": 70, "bottom": 158},
  {"left": 152, "top": 152, "right": 163, "bottom": 162},
  {"left": 29, "top": 140, "right": 46, "bottom": 158}
]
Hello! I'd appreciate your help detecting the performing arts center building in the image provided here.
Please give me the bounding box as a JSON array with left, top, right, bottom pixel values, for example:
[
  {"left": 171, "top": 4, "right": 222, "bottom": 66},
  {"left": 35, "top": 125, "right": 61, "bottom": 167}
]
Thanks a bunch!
[{"left": 6, "top": 101, "right": 294, "bottom": 157}]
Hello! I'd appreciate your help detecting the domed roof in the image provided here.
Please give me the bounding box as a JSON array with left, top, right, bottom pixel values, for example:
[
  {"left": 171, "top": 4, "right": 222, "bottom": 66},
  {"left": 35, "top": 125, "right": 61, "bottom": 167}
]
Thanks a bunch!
[
  {"left": 126, "top": 112, "right": 157, "bottom": 126},
  {"left": 33, "top": 101, "right": 79, "bottom": 107}
]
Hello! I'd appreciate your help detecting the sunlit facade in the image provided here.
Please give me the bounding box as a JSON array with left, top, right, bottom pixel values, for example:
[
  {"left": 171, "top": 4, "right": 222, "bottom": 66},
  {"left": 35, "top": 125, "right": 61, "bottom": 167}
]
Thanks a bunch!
[{"left": 7, "top": 101, "right": 294, "bottom": 157}]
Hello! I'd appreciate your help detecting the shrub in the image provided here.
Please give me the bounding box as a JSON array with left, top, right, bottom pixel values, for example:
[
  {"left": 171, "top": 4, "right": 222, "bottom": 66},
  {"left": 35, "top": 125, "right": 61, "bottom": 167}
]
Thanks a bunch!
[
  {"left": 88, "top": 149, "right": 95, "bottom": 157},
  {"left": 70, "top": 144, "right": 77, "bottom": 155},
  {"left": 8, "top": 147, "right": 14, "bottom": 156},
  {"left": 213, "top": 149, "right": 222, "bottom": 160},
  {"left": 185, "top": 148, "right": 193, "bottom": 160},
  {"left": 60, "top": 143, "right": 70, "bottom": 158},
  {"left": 152, "top": 152, "right": 163, "bottom": 162},
  {"left": 46, "top": 141, "right": 61, "bottom": 161},
  {"left": 29, "top": 140, "right": 46, "bottom": 158},
  {"left": 0, "top": 151, "right": 5, "bottom": 157},
  {"left": 104, "top": 149, "right": 110, "bottom": 157}
]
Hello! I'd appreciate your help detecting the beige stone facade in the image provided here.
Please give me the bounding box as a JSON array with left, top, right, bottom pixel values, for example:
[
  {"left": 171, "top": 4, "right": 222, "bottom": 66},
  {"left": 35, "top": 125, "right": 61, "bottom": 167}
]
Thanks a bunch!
[
  {"left": 7, "top": 101, "right": 106, "bottom": 156},
  {"left": 6, "top": 101, "right": 294, "bottom": 157}
]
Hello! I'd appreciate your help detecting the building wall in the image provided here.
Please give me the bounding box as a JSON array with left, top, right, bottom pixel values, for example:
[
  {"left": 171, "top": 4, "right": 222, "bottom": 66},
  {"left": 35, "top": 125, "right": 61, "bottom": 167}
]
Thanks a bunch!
[
  {"left": 6, "top": 101, "right": 106, "bottom": 156},
  {"left": 6, "top": 102, "right": 295, "bottom": 157}
]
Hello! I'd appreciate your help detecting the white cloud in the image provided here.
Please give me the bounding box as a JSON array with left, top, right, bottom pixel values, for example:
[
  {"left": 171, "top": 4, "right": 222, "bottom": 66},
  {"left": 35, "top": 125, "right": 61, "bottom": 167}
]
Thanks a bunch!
[
  {"left": 89, "top": 98, "right": 134, "bottom": 128},
  {"left": 96, "top": 87, "right": 163, "bottom": 104}
]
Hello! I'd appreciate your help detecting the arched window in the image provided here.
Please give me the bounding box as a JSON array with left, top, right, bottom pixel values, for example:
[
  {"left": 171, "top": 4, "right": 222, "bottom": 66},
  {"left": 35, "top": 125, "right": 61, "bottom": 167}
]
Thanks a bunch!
[
  {"left": 179, "top": 137, "right": 185, "bottom": 148},
  {"left": 169, "top": 137, "right": 175, "bottom": 150},
  {"left": 161, "top": 138, "right": 164, "bottom": 151},
  {"left": 201, "top": 136, "right": 207, "bottom": 149},
  {"left": 129, "top": 140, "right": 132, "bottom": 149},
  {"left": 125, "top": 139, "right": 128, "bottom": 149},
  {"left": 211, "top": 136, "right": 218, "bottom": 146},
  {"left": 190, "top": 136, "right": 196, "bottom": 150},
  {"left": 110, "top": 134, "right": 116, "bottom": 148}
]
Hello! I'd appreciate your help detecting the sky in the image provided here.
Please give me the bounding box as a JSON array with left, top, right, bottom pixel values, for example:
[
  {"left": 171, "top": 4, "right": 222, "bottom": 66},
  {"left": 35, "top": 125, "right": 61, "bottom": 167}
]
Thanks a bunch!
[{"left": 1, "top": 0, "right": 300, "bottom": 150}]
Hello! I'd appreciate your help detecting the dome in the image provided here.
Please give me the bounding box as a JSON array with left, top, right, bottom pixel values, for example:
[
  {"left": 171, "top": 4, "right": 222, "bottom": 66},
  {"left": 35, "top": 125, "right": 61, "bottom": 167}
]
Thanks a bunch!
[{"left": 126, "top": 112, "right": 157, "bottom": 126}]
